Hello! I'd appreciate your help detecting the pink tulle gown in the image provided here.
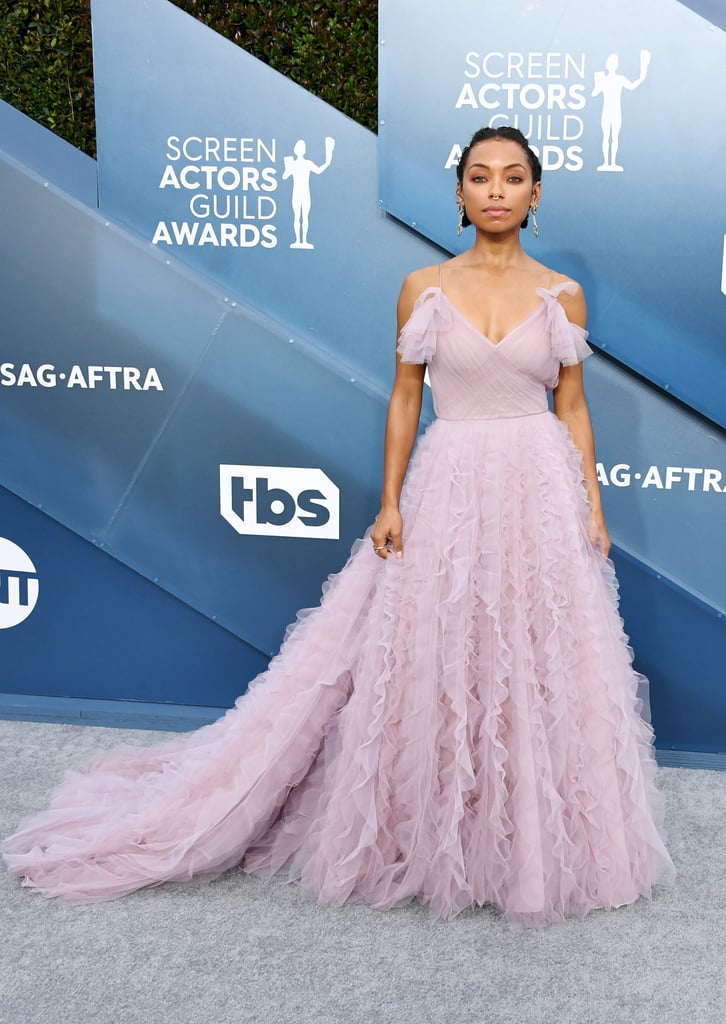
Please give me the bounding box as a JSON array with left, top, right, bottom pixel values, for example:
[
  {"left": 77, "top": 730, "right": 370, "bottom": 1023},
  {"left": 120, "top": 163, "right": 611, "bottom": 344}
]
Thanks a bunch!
[{"left": 2, "top": 278, "right": 676, "bottom": 927}]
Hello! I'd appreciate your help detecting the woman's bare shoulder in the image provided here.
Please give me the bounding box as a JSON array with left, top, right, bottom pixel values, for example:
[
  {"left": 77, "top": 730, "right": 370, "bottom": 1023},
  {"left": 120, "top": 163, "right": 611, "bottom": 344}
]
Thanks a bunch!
[
  {"left": 548, "top": 268, "right": 583, "bottom": 291},
  {"left": 399, "top": 263, "right": 443, "bottom": 299},
  {"left": 546, "top": 268, "right": 587, "bottom": 328},
  {"left": 397, "top": 264, "right": 444, "bottom": 326}
]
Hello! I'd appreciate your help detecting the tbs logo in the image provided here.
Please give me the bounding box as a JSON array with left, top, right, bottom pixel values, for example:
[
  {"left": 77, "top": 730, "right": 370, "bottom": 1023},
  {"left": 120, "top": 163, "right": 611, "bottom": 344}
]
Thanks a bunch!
[{"left": 220, "top": 465, "right": 339, "bottom": 539}]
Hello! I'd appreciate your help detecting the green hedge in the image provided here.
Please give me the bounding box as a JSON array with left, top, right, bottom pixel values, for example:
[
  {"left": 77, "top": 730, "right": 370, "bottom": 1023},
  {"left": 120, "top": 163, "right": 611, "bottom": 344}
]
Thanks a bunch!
[
  {"left": 0, "top": 1, "right": 378, "bottom": 158},
  {"left": 0, "top": 1, "right": 95, "bottom": 153}
]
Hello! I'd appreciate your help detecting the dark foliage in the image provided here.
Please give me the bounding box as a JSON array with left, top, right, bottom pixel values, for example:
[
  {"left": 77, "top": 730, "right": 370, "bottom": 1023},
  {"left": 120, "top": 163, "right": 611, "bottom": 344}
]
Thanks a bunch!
[
  {"left": 0, "top": 1, "right": 378, "bottom": 158},
  {"left": 0, "top": 1, "right": 96, "bottom": 153}
]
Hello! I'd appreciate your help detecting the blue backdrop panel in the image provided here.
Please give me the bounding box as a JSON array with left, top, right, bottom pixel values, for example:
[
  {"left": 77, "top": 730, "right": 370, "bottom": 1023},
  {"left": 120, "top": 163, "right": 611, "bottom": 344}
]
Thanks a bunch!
[
  {"left": 614, "top": 550, "right": 726, "bottom": 753},
  {"left": 0, "top": 152, "right": 384, "bottom": 659},
  {"left": 679, "top": 1, "right": 726, "bottom": 31},
  {"left": 102, "top": 307, "right": 388, "bottom": 655},
  {"left": 0, "top": 160, "right": 228, "bottom": 539},
  {"left": 90, "top": 0, "right": 442, "bottom": 391},
  {"left": 379, "top": 0, "right": 726, "bottom": 426},
  {"left": 0, "top": 485, "right": 266, "bottom": 707},
  {"left": 0, "top": 99, "right": 97, "bottom": 206},
  {"left": 584, "top": 358, "right": 726, "bottom": 610}
]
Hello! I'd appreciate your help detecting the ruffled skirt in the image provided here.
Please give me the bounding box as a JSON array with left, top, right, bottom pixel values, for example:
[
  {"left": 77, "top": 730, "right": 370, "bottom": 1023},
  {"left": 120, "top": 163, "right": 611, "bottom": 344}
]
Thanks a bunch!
[{"left": 2, "top": 410, "right": 676, "bottom": 927}]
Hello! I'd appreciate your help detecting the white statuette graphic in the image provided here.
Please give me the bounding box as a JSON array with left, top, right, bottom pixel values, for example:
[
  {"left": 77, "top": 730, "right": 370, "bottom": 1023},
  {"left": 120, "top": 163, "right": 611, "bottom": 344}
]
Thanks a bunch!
[
  {"left": 283, "top": 137, "right": 336, "bottom": 249},
  {"left": 592, "top": 51, "right": 651, "bottom": 172},
  {"left": 0, "top": 538, "right": 39, "bottom": 628}
]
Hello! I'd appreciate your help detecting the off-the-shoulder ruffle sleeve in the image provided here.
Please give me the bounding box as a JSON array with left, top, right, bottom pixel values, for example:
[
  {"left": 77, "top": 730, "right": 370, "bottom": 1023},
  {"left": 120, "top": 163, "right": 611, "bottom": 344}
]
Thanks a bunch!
[
  {"left": 536, "top": 281, "right": 593, "bottom": 366},
  {"left": 396, "top": 287, "right": 452, "bottom": 364}
]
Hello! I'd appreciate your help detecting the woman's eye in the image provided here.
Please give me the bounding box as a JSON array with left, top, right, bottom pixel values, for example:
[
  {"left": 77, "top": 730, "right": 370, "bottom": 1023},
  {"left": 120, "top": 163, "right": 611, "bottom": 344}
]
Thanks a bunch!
[{"left": 508, "top": 176, "right": 523, "bottom": 183}]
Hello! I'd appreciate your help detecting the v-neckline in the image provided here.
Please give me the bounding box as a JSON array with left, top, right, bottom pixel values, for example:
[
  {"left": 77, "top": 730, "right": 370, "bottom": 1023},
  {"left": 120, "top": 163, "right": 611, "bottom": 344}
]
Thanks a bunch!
[{"left": 436, "top": 287, "right": 545, "bottom": 348}]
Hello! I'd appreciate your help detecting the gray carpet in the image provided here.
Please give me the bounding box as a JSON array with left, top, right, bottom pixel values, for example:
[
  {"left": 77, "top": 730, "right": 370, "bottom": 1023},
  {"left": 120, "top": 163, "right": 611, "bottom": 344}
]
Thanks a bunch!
[{"left": 1, "top": 720, "right": 724, "bottom": 1024}]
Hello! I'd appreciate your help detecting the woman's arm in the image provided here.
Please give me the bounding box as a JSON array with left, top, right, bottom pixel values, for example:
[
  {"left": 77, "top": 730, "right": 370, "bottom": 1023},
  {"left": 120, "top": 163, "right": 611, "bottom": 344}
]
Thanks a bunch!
[
  {"left": 371, "top": 274, "right": 427, "bottom": 559},
  {"left": 553, "top": 286, "right": 611, "bottom": 556}
]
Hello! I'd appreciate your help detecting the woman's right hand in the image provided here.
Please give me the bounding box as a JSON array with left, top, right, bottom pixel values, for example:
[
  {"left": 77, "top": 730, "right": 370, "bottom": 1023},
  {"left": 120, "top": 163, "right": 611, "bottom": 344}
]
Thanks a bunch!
[{"left": 371, "top": 506, "right": 403, "bottom": 560}]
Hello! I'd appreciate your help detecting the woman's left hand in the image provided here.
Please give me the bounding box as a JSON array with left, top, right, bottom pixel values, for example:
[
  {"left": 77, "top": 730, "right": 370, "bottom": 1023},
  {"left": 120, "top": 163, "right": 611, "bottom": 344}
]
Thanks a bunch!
[{"left": 587, "top": 508, "right": 611, "bottom": 558}]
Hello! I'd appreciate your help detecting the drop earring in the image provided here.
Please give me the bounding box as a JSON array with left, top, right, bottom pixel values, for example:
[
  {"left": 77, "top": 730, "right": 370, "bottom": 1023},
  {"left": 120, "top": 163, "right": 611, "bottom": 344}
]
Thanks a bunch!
[
  {"left": 457, "top": 204, "right": 465, "bottom": 237},
  {"left": 531, "top": 205, "right": 539, "bottom": 238}
]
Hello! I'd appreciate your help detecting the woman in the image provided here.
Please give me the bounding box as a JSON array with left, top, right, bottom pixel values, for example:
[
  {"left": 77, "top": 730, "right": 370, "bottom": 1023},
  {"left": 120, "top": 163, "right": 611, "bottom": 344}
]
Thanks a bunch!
[{"left": 3, "top": 126, "right": 675, "bottom": 927}]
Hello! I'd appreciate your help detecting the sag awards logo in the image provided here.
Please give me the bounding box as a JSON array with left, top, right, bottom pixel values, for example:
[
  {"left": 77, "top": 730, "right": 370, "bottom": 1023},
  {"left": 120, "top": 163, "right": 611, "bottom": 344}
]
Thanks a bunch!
[
  {"left": 446, "top": 48, "right": 652, "bottom": 173},
  {"left": 1, "top": 363, "right": 163, "bottom": 390},
  {"left": 597, "top": 463, "right": 726, "bottom": 493},
  {"left": 152, "top": 135, "right": 336, "bottom": 250},
  {"left": 219, "top": 465, "right": 340, "bottom": 539},
  {"left": 0, "top": 538, "right": 39, "bottom": 629}
]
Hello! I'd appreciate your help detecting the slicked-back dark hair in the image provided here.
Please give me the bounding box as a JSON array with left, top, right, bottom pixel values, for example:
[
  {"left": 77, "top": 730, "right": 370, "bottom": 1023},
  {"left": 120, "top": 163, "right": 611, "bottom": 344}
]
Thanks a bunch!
[{"left": 456, "top": 126, "right": 542, "bottom": 229}]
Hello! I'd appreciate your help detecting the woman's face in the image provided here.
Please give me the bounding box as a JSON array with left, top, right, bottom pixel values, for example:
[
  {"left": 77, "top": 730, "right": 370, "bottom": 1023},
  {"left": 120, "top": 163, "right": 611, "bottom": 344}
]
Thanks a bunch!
[{"left": 457, "top": 138, "right": 540, "bottom": 235}]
